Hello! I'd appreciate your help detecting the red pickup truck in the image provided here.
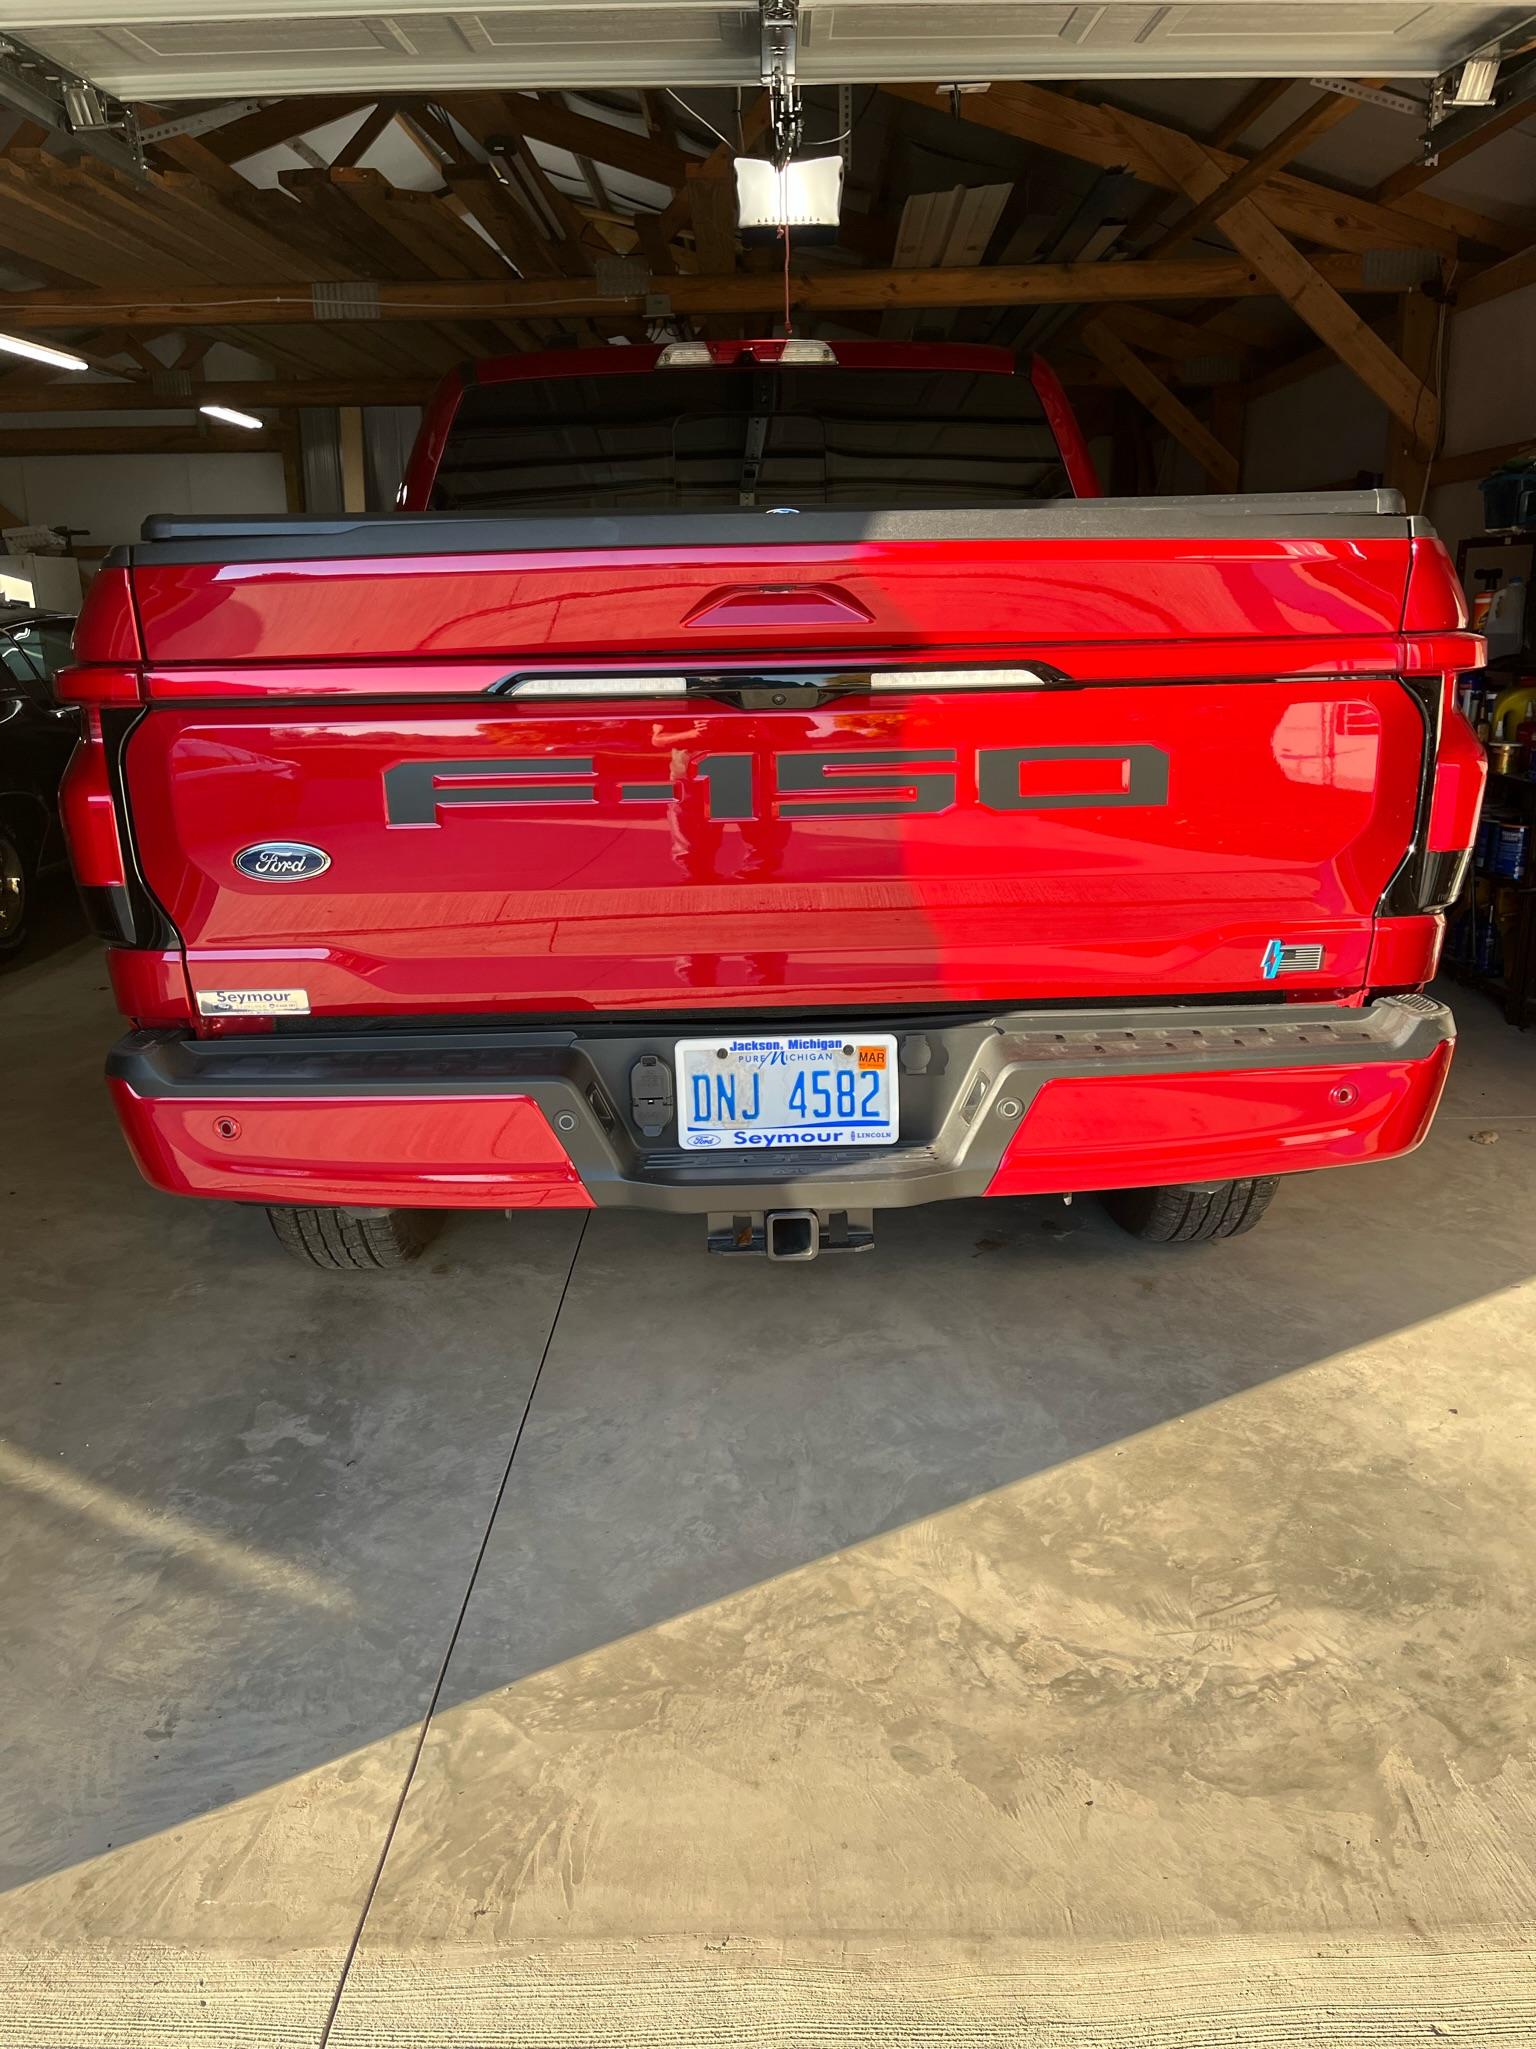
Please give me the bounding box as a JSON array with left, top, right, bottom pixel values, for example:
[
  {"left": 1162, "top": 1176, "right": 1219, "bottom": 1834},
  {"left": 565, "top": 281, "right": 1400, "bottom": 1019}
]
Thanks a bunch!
[{"left": 59, "top": 340, "right": 1485, "bottom": 1268}]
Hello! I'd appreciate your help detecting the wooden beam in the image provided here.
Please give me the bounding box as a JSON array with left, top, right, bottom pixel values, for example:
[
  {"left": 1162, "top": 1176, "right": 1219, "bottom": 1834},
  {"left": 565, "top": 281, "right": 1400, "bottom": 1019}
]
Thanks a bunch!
[
  {"left": 151, "top": 170, "right": 352, "bottom": 284},
  {"left": 1377, "top": 100, "right": 1536, "bottom": 204},
  {"left": 1383, "top": 286, "right": 1443, "bottom": 507},
  {"left": 1457, "top": 238, "right": 1536, "bottom": 311},
  {"left": 278, "top": 168, "right": 413, "bottom": 279},
  {"left": 1208, "top": 81, "right": 1295, "bottom": 150},
  {"left": 1388, "top": 187, "right": 1532, "bottom": 257},
  {"left": 687, "top": 161, "right": 738, "bottom": 274},
  {"left": 656, "top": 93, "right": 769, "bottom": 244},
  {"left": 1149, "top": 88, "right": 1367, "bottom": 258},
  {"left": 1100, "top": 303, "right": 1253, "bottom": 363},
  {"left": 685, "top": 159, "right": 740, "bottom": 339},
  {"left": 1081, "top": 315, "right": 1239, "bottom": 488},
  {"left": 881, "top": 82, "right": 1455, "bottom": 257},
  {"left": 0, "top": 379, "right": 432, "bottom": 412},
  {"left": 330, "top": 101, "right": 396, "bottom": 172},
  {"left": 0, "top": 159, "right": 184, "bottom": 286},
  {"left": 468, "top": 92, "right": 692, "bottom": 190},
  {"left": 1210, "top": 386, "right": 1247, "bottom": 493},
  {"left": 137, "top": 107, "right": 254, "bottom": 195},
  {"left": 1125, "top": 114, "right": 1440, "bottom": 455},
  {"left": 450, "top": 94, "right": 597, "bottom": 275},
  {"left": 338, "top": 406, "right": 367, "bottom": 512},
  {"left": 1429, "top": 437, "right": 1536, "bottom": 489},
  {"left": 0, "top": 426, "right": 279, "bottom": 454},
  {"left": 25, "top": 156, "right": 267, "bottom": 288},
  {"left": 0, "top": 253, "right": 1413, "bottom": 330},
  {"left": 201, "top": 97, "right": 374, "bottom": 165},
  {"left": 280, "top": 424, "right": 305, "bottom": 514}
]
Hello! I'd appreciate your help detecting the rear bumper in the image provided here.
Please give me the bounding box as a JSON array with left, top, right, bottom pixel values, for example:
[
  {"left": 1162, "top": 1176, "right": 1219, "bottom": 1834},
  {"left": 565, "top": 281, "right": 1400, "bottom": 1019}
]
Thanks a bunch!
[{"left": 107, "top": 995, "right": 1454, "bottom": 1213}]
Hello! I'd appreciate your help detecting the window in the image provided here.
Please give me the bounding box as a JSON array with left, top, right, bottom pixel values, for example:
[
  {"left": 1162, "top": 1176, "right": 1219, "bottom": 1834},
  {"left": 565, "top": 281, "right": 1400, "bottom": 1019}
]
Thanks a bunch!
[
  {"left": 0, "top": 619, "right": 73, "bottom": 704},
  {"left": 432, "top": 365, "right": 1066, "bottom": 514}
]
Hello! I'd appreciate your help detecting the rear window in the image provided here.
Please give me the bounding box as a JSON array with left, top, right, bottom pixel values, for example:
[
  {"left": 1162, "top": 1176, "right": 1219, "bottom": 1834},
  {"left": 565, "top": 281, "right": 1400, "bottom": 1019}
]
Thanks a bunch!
[{"left": 431, "top": 365, "right": 1067, "bottom": 514}]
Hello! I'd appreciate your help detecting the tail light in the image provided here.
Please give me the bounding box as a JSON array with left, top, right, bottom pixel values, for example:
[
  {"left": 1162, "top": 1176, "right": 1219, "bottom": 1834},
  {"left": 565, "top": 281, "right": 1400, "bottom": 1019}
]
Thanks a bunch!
[
  {"left": 59, "top": 708, "right": 173, "bottom": 946},
  {"left": 1381, "top": 674, "right": 1488, "bottom": 917},
  {"left": 59, "top": 709, "right": 135, "bottom": 940}
]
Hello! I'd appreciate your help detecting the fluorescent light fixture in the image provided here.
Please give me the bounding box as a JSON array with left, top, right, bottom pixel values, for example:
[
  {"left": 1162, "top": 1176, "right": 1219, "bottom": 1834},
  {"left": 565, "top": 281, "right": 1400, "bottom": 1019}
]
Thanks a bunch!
[
  {"left": 0, "top": 333, "right": 90, "bottom": 373},
  {"left": 200, "top": 403, "right": 264, "bottom": 431},
  {"left": 735, "top": 155, "right": 844, "bottom": 245}
]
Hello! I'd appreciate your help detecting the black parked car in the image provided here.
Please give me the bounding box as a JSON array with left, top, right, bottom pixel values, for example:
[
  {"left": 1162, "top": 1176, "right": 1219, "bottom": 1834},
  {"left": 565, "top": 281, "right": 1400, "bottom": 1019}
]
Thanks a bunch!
[{"left": 0, "top": 608, "right": 78, "bottom": 957}]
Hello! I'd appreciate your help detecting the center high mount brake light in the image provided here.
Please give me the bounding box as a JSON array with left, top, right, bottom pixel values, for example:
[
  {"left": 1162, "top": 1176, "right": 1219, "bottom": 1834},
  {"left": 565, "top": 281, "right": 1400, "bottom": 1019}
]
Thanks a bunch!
[{"left": 498, "top": 666, "right": 1071, "bottom": 700}]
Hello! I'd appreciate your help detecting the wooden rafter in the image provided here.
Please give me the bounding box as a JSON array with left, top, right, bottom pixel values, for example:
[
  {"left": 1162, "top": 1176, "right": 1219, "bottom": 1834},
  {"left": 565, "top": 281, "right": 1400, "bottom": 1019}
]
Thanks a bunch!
[
  {"left": 488, "top": 92, "right": 692, "bottom": 191},
  {"left": 1430, "top": 437, "right": 1536, "bottom": 488},
  {"left": 1081, "top": 316, "right": 1239, "bottom": 488},
  {"left": 0, "top": 255, "right": 1419, "bottom": 331},
  {"left": 451, "top": 94, "right": 598, "bottom": 277},
  {"left": 686, "top": 162, "right": 739, "bottom": 274},
  {"left": 1457, "top": 238, "right": 1536, "bottom": 311},
  {"left": 1121, "top": 111, "right": 1440, "bottom": 455},
  {"left": 1376, "top": 99, "right": 1536, "bottom": 205},
  {"left": 655, "top": 93, "right": 770, "bottom": 245},
  {"left": 1207, "top": 81, "right": 1295, "bottom": 150},
  {"left": 881, "top": 82, "right": 1455, "bottom": 258},
  {"left": 330, "top": 102, "right": 397, "bottom": 172},
  {"left": 199, "top": 97, "right": 374, "bottom": 165},
  {"left": 1383, "top": 285, "right": 1443, "bottom": 506},
  {"left": 1148, "top": 86, "right": 1368, "bottom": 257}
]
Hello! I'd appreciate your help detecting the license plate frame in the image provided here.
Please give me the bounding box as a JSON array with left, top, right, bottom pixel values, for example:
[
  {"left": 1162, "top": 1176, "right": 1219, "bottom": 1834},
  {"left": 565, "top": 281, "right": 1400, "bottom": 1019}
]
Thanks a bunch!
[{"left": 675, "top": 1032, "right": 899, "bottom": 1151}]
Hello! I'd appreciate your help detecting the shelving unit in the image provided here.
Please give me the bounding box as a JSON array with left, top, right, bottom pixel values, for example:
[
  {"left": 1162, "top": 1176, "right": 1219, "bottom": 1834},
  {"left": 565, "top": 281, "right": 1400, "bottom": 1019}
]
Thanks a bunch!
[
  {"left": 1446, "top": 770, "right": 1536, "bottom": 1028},
  {"left": 1447, "top": 530, "right": 1536, "bottom": 1030}
]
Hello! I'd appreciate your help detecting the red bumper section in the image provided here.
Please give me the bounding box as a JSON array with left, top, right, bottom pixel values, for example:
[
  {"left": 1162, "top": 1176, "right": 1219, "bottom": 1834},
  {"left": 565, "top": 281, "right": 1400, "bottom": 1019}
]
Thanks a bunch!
[
  {"left": 110, "top": 1087, "right": 594, "bottom": 1210},
  {"left": 110, "top": 1033, "right": 1452, "bottom": 1212},
  {"left": 986, "top": 1047, "right": 1451, "bottom": 1196}
]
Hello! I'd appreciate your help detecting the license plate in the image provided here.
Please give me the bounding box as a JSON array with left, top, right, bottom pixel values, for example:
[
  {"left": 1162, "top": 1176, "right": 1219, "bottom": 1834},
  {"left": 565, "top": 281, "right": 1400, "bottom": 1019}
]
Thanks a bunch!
[{"left": 676, "top": 1033, "right": 899, "bottom": 1150}]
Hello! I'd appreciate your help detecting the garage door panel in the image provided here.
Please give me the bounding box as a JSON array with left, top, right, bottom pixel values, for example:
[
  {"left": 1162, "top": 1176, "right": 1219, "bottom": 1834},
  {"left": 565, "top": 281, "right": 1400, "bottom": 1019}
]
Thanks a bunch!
[{"left": 16, "top": 1, "right": 1530, "bottom": 94}]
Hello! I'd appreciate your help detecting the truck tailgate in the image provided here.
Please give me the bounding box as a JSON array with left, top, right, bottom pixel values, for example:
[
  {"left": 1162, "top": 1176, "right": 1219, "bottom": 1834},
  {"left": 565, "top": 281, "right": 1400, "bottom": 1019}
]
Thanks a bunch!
[
  {"left": 120, "top": 677, "right": 1425, "bottom": 1017},
  {"left": 112, "top": 500, "right": 1438, "bottom": 1020}
]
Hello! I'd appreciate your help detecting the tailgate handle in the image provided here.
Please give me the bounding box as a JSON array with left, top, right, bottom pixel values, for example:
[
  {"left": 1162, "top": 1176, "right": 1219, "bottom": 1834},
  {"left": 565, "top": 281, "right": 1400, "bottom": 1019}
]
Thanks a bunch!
[{"left": 681, "top": 584, "right": 874, "bottom": 629}]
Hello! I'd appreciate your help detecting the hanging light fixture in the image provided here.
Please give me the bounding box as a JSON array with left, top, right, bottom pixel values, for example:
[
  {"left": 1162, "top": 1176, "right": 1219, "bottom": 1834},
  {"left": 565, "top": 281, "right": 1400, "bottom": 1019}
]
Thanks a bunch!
[
  {"left": 0, "top": 334, "right": 90, "bottom": 373},
  {"left": 199, "top": 404, "right": 264, "bottom": 431}
]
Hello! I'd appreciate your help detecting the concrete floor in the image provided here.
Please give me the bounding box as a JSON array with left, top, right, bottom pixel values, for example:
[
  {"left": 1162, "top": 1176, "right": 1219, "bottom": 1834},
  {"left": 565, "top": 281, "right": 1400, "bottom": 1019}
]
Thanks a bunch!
[{"left": 3, "top": 942, "right": 1535, "bottom": 2048}]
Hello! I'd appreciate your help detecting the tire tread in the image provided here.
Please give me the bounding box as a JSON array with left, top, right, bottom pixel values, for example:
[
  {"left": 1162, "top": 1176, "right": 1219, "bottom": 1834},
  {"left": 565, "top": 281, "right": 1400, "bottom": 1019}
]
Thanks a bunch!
[
  {"left": 267, "top": 1206, "right": 440, "bottom": 1269},
  {"left": 1102, "top": 1176, "right": 1279, "bottom": 1244}
]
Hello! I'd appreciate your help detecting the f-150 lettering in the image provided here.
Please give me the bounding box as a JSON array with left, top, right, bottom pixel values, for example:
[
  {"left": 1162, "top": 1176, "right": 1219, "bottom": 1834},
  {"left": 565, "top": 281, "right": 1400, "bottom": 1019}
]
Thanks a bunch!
[{"left": 382, "top": 745, "right": 1172, "bottom": 826}]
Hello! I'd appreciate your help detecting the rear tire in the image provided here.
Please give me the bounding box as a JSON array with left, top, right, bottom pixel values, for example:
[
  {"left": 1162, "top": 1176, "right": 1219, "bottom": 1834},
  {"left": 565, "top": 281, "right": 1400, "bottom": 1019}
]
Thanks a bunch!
[
  {"left": 266, "top": 1206, "right": 441, "bottom": 1269},
  {"left": 0, "top": 826, "right": 32, "bottom": 960},
  {"left": 1100, "top": 1177, "right": 1279, "bottom": 1244}
]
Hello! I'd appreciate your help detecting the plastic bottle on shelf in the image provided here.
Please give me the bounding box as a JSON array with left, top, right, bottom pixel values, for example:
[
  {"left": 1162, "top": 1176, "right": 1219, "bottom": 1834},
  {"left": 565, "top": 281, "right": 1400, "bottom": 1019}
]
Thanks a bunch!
[
  {"left": 1471, "top": 571, "right": 1502, "bottom": 632},
  {"left": 1491, "top": 680, "right": 1536, "bottom": 740}
]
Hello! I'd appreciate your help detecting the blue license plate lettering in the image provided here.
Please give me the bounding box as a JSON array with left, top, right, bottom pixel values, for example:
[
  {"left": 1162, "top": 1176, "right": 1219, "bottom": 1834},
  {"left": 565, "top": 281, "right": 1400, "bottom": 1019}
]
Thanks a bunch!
[{"left": 676, "top": 1034, "right": 898, "bottom": 1150}]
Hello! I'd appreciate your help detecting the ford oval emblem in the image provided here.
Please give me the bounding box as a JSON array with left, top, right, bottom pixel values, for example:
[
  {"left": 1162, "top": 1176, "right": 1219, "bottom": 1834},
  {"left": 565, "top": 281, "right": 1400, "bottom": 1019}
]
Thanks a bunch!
[{"left": 233, "top": 841, "right": 332, "bottom": 883}]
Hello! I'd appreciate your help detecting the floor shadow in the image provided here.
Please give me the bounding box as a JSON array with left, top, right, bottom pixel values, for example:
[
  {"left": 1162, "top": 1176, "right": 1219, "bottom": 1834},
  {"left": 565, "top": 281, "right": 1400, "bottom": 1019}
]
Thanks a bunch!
[{"left": 1, "top": 952, "right": 1532, "bottom": 1931}]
